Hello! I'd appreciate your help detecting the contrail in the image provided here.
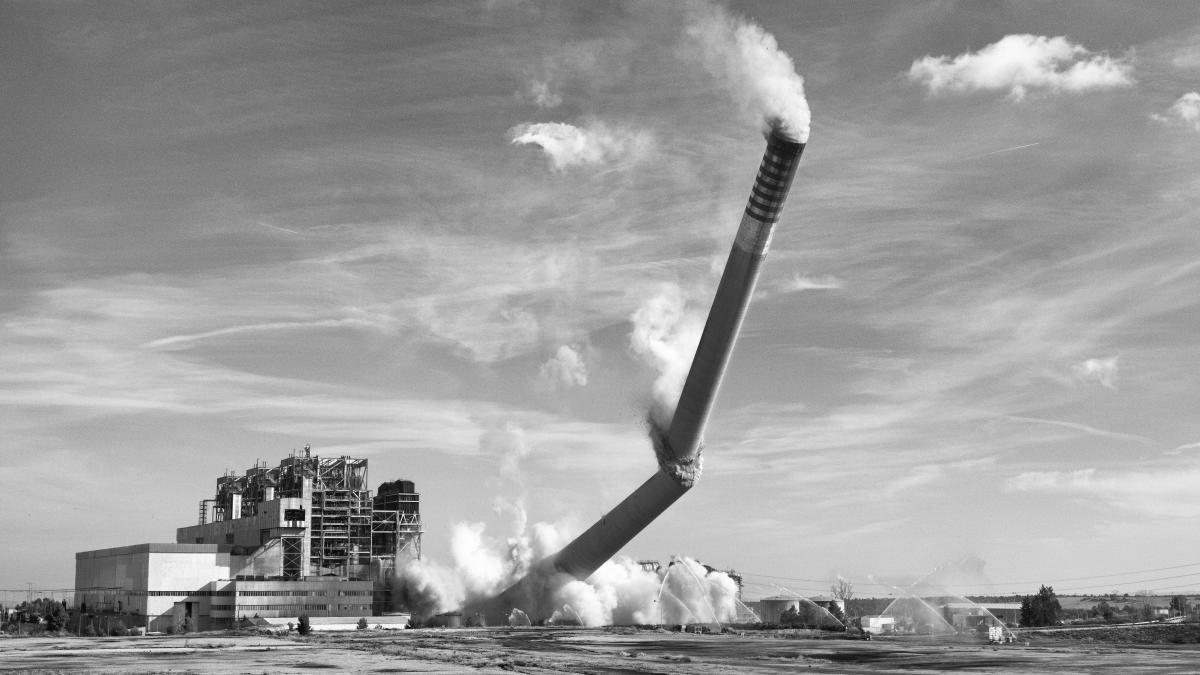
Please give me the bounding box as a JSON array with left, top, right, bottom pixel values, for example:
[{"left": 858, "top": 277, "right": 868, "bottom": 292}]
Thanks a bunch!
[
  {"left": 1000, "top": 414, "right": 1152, "bottom": 445},
  {"left": 145, "top": 318, "right": 379, "bottom": 349},
  {"left": 969, "top": 142, "right": 1040, "bottom": 159},
  {"left": 256, "top": 220, "right": 300, "bottom": 235}
]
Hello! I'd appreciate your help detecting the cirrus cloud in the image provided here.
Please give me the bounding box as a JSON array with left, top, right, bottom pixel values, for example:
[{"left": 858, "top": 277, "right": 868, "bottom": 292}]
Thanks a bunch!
[
  {"left": 1005, "top": 466, "right": 1200, "bottom": 518},
  {"left": 908, "top": 34, "right": 1134, "bottom": 100},
  {"left": 783, "top": 273, "right": 842, "bottom": 292}
]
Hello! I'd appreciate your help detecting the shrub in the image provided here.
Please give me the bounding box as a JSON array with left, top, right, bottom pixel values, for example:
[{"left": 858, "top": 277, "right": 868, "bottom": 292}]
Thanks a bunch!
[
  {"left": 44, "top": 604, "right": 70, "bottom": 632},
  {"left": 298, "top": 614, "right": 311, "bottom": 636},
  {"left": 108, "top": 619, "right": 127, "bottom": 637},
  {"left": 357, "top": 617, "right": 368, "bottom": 630}
]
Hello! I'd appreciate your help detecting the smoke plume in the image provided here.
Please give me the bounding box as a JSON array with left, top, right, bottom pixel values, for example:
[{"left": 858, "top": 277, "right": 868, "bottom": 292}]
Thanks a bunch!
[
  {"left": 628, "top": 283, "right": 704, "bottom": 432},
  {"left": 393, "top": 516, "right": 567, "bottom": 619},
  {"left": 392, "top": 420, "right": 737, "bottom": 625},
  {"left": 683, "top": 1, "right": 811, "bottom": 142},
  {"left": 480, "top": 421, "right": 532, "bottom": 483},
  {"left": 393, "top": 518, "right": 741, "bottom": 627}
]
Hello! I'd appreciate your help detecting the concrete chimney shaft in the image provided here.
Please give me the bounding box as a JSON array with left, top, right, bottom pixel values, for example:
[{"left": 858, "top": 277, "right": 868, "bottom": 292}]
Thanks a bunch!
[
  {"left": 482, "top": 128, "right": 805, "bottom": 621},
  {"left": 660, "top": 127, "right": 805, "bottom": 484}
]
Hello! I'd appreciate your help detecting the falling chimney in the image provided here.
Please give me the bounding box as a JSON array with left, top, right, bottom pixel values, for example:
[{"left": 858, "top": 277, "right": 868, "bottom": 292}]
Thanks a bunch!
[{"left": 481, "top": 125, "right": 805, "bottom": 621}]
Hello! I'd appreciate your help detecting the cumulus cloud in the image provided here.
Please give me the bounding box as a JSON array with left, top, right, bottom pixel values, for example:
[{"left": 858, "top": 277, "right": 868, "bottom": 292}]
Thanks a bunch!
[
  {"left": 1073, "top": 356, "right": 1119, "bottom": 389},
  {"left": 1151, "top": 92, "right": 1200, "bottom": 131},
  {"left": 509, "top": 121, "right": 652, "bottom": 171},
  {"left": 908, "top": 34, "right": 1134, "bottom": 100},
  {"left": 538, "top": 344, "right": 589, "bottom": 390}
]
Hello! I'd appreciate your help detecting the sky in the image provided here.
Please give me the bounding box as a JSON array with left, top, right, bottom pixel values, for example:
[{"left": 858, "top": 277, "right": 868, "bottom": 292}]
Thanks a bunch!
[{"left": 3, "top": 1, "right": 1200, "bottom": 601}]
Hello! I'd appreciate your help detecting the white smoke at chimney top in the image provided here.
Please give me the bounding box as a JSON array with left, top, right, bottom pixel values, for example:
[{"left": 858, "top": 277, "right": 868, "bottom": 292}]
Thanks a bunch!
[{"left": 684, "top": 1, "right": 812, "bottom": 142}]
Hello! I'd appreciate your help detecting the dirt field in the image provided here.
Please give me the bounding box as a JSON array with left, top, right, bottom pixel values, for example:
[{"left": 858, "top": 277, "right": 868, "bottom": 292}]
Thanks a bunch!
[
  {"left": 1019, "top": 622, "right": 1200, "bottom": 645},
  {"left": 3, "top": 626, "right": 1200, "bottom": 674}
]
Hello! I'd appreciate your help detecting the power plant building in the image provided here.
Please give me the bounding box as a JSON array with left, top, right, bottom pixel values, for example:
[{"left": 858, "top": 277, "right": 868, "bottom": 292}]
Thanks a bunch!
[{"left": 74, "top": 447, "right": 420, "bottom": 632}]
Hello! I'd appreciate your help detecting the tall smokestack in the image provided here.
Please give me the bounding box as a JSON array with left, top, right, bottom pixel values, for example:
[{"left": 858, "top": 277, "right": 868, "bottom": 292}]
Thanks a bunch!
[
  {"left": 661, "top": 124, "right": 804, "bottom": 475},
  {"left": 482, "top": 126, "right": 805, "bottom": 621}
]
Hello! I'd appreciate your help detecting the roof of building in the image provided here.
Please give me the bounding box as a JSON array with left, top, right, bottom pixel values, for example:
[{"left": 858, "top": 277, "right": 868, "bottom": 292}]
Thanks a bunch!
[
  {"left": 75, "top": 543, "right": 234, "bottom": 559},
  {"left": 756, "top": 594, "right": 838, "bottom": 603}
]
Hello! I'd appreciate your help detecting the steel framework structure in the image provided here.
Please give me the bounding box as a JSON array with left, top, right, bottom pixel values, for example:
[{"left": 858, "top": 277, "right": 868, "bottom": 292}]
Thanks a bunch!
[{"left": 196, "top": 446, "right": 419, "bottom": 579}]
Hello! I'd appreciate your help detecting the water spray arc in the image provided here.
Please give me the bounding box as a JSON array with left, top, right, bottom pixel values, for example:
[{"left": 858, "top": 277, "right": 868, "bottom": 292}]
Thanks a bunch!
[
  {"left": 868, "top": 574, "right": 957, "bottom": 635},
  {"left": 483, "top": 126, "right": 806, "bottom": 622},
  {"left": 653, "top": 556, "right": 723, "bottom": 629},
  {"left": 765, "top": 581, "right": 844, "bottom": 629},
  {"left": 869, "top": 565, "right": 1017, "bottom": 640},
  {"left": 674, "top": 557, "right": 723, "bottom": 629}
]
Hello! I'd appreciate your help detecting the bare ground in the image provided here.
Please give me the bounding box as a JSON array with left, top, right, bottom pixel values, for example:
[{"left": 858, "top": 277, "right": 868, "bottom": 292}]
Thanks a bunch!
[{"left": 2, "top": 626, "right": 1199, "bottom": 674}]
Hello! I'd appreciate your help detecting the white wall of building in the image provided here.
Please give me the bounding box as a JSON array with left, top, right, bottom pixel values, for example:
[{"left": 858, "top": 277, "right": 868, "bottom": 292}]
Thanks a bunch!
[{"left": 76, "top": 544, "right": 240, "bottom": 631}]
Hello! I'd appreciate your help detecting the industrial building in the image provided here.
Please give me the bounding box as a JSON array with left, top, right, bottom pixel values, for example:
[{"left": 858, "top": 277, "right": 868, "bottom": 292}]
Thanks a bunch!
[
  {"left": 75, "top": 447, "right": 420, "bottom": 632},
  {"left": 940, "top": 602, "right": 1021, "bottom": 631},
  {"left": 859, "top": 615, "right": 897, "bottom": 634}
]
